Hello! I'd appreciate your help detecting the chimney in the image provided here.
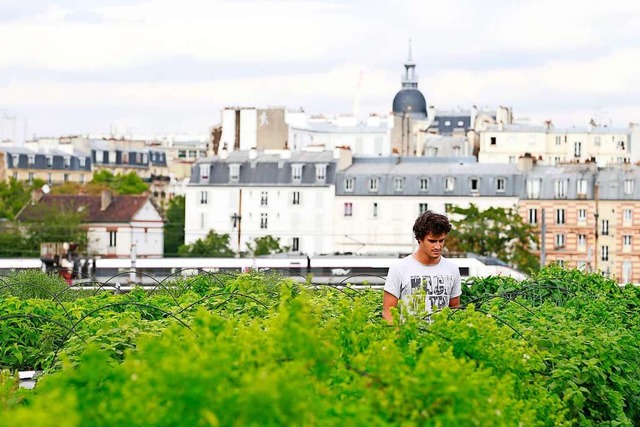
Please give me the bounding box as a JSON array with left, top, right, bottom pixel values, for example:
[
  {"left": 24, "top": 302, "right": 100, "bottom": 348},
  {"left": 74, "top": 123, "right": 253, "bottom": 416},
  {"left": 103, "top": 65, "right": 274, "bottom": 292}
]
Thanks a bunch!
[
  {"left": 249, "top": 147, "right": 258, "bottom": 160},
  {"left": 31, "top": 189, "right": 44, "bottom": 205},
  {"left": 517, "top": 152, "right": 535, "bottom": 172},
  {"left": 101, "top": 190, "right": 113, "bottom": 211},
  {"left": 219, "top": 143, "right": 229, "bottom": 160},
  {"left": 334, "top": 146, "right": 353, "bottom": 171}
]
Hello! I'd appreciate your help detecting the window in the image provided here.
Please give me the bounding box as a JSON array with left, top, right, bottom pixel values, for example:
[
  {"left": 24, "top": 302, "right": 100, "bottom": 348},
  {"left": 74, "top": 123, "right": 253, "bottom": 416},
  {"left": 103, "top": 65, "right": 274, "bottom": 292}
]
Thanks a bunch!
[
  {"left": 444, "top": 177, "right": 455, "bottom": 192},
  {"left": 63, "top": 156, "right": 70, "bottom": 168},
  {"left": 28, "top": 172, "right": 33, "bottom": 183},
  {"left": 574, "top": 141, "right": 582, "bottom": 157},
  {"left": 11, "top": 154, "right": 18, "bottom": 166},
  {"left": 368, "top": 178, "right": 379, "bottom": 192},
  {"left": 623, "top": 208, "right": 633, "bottom": 224},
  {"left": 623, "top": 235, "right": 632, "bottom": 250},
  {"left": 444, "top": 203, "right": 453, "bottom": 213},
  {"left": 578, "top": 208, "right": 587, "bottom": 222},
  {"left": 260, "top": 191, "right": 268, "bottom": 206},
  {"left": 419, "top": 203, "right": 429, "bottom": 215},
  {"left": 601, "top": 220, "right": 609, "bottom": 236},
  {"left": 200, "top": 191, "right": 208, "bottom": 204},
  {"left": 617, "top": 140, "right": 626, "bottom": 150},
  {"left": 555, "top": 136, "right": 562, "bottom": 145},
  {"left": 623, "top": 261, "right": 632, "bottom": 284},
  {"left": 555, "top": 234, "right": 565, "bottom": 248},
  {"left": 594, "top": 136, "right": 601, "bottom": 146},
  {"left": 624, "top": 179, "right": 634, "bottom": 195},
  {"left": 577, "top": 179, "right": 588, "bottom": 197},
  {"left": 419, "top": 178, "right": 429, "bottom": 191},
  {"left": 141, "top": 153, "right": 148, "bottom": 164},
  {"left": 554, "top": 180, "right": 567, "bottom": 199},
  {"left": 260, "top": 213, "right": 268, "bottom": 229},
  {"left": 109, "top": 231, "right": 117, "bottom": 248},
  {"left": 553, "top": 156, "right": 561, "bottom": 165},
  {"left": 470, "top": 178, "right": 480, "bottom": 192},
  {"left": 344, "top": 178, "right": 354, "bottom": 192},
  {"left": 508, "top": 156, "right": 516, "bottom": 164},
  {"left": 63, "top": 173, "right": 69, "bottom": 182},
  {"left": 292, "top": 191, "right": 300, "bottom": 205},
  {"left": 490, "top": 136, "right": 497, "bottom": 146},
  {"left": 373, "top": 202, "right": 378, "bottom": 218},
  {"left": 496, "top": 178, "right": 505, "bottom": 192},
  {"left": 199, "top": 164, "right": 210, "bottom": 181},
  {"left": 578, "top": 234, "right": 586, "bottom": 247},
  {"left": 229, "top": 164, "right": 240, "bottom": 182},
  {"left": 79, "top": 157, "right": 86, "bottom": 168},
  {"left": 178, "top": 150, "right": 186, "bottom": 158},
  {"left": 601, "top": 245, "right": 609, "bottom": 261},
  {"left": 189, "top": 150, "right": 197, "bottom": 159},
  {"left": 526, "top": 179, "right": 541, "bottom": 199},
  {"left": 577, "top": 260, "right": 587, "bottom": 270},
  {"left": 122, "top": 152, "right": 129, "bottom": 164},
  {"left": 315, "top": 164, "right": 327, "bottom": 181},
  {"left": 344, "top": 202, "right": 353, "bottom": 217},
  {"left": 292, "top": 237, "right": 300, "bottom": 252},
  {"left": 108, "top": 151, "right": 116, "bottom": 164},
  {"left": 556, "top": 209, "right": 565, "bottom": 224},
  {"left": 28, "top": 154, "right": 35, "bottom": 166},
  {"left": 46, "top": 156, "right": 52, "bottom": 168},
  {"left": 394, "top": 177, "right": 404, "bottom": 192},
  {"left": 528, "top": 208, "right": 538, "bottom": 225},
  {"left": 292, "top": 164, "right": 303, "bottom": 181}
]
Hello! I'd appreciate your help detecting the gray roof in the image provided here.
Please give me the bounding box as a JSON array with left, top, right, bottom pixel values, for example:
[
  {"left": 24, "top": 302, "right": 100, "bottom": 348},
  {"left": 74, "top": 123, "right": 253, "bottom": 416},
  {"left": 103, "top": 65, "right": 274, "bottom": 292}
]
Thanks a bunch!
[
  {"left": 189, "top": 150, "right": 338, "bottom": 186},
  {"left": 293, "top": 121, "right": 388, "bottom": 134}
]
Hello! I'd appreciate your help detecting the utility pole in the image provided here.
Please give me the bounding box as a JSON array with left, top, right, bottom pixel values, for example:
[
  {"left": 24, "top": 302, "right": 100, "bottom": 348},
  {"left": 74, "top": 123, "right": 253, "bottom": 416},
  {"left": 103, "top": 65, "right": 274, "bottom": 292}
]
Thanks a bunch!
[
  {"left": 231, "top": 189, "right": 243, "bottom": 257},
  {"left": 593, "top": 174, "right": 600, "bottom": 272},
  {"left": 540, "top": 208, "right": 546, "bottom": 267}
]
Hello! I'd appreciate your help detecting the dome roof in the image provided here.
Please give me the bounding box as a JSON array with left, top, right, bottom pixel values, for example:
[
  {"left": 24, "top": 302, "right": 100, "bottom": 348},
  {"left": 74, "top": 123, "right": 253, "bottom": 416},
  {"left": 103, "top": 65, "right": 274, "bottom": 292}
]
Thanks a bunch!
[{"left": 392, "top": 89, "right": 427, "bottom": 119}]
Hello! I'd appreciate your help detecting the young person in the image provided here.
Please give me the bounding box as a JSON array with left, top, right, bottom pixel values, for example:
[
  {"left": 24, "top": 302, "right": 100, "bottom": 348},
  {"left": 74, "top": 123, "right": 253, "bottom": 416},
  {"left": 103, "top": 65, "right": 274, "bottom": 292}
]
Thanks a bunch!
[{"left": 382, "top": 210, "right": 461, "bottom": 323}]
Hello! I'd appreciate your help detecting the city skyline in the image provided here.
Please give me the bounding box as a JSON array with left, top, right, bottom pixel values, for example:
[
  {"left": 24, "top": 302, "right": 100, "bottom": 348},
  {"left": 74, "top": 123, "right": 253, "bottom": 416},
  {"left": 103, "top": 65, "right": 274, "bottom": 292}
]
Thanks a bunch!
[{"left": 1, "top": 0, "right": 639, "bottom": 140}]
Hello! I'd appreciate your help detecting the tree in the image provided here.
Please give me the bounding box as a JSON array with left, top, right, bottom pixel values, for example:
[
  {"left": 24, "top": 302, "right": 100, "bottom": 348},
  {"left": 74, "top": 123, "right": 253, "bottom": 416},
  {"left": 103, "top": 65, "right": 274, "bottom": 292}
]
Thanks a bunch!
[
  {"left": 91, "top": 170, "right": 148, "bottom": 195},
  {"left": 177, "top": 230, "right": 234, "bottom": 258},
  {"left": 247, "top": 235, "right": 289, "bottom": 256},
  {"left": 0, "top": 177, "right": 45, "bottom": 220},
  {"left": 445, "top": 204, "right": 540, "bottom": 273},
  {"left": 164, "top": 196, "right": 185, "bottom": 256},
  {"left": 22, "top": 203, "right": 88, "bottom": 254}
]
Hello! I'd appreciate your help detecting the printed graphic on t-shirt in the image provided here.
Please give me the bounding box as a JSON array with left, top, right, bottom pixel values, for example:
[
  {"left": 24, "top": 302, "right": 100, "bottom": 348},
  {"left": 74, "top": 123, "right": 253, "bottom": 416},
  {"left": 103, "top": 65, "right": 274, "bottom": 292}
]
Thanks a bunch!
[{"left": 409, "top": 274, "right": 455, "bottom": 312}]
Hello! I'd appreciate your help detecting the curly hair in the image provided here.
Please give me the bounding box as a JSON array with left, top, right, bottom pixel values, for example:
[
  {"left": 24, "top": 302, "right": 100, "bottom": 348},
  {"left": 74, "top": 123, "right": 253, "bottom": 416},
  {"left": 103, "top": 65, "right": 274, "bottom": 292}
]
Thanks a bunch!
[{"left": 412, "top": 210, "right": 452, "bottom": 241}]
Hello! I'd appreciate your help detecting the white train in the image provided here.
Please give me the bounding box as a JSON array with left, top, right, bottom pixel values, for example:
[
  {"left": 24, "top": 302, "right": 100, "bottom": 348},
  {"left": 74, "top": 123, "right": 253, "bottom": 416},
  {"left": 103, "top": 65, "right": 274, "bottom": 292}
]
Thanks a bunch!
[{"left": 0, "top": 254, "right": 527, "bottom": 285}]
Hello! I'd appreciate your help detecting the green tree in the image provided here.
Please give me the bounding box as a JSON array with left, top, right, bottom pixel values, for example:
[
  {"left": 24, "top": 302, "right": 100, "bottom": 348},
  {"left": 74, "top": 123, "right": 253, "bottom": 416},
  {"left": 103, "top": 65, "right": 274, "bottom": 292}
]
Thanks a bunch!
[
  {"left": 0, "top": 220, "right": 33, "bottom": 257},
  {"left": 164, "top": 196, "right": 185, "bottom": 256},
  {"left": 446, "top": 204, "right": 540, "bottom": 273},
  {"left": 91, "top": 170, "right": 148, "bottom": 195},
  {"left": 177, "top": 230, "right": 234, "bottom": 257},
  {"left": 0, "top": 177, "right": 45, "bottom": 219},
  {"left": 247, "top": 235, "right": 289, "bottom": 256},
  {"left": 22, "top": 203, "right": 88, "bottom": 254}
]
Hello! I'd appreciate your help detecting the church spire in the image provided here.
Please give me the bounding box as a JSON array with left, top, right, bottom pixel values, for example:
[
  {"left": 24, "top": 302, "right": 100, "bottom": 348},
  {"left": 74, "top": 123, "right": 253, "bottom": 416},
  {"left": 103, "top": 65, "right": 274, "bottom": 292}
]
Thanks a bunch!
[{"left": 401, "top": 38, "right": 418, "bottom": 89}]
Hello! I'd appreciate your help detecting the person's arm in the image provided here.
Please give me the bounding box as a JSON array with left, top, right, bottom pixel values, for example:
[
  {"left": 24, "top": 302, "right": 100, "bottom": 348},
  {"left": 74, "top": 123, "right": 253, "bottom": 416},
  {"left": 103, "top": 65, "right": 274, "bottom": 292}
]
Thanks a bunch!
[
  {"left": 382, "top": 291, "right": 399, "bottom": 324},
  {"left": 448, "top": 295, "right": 460, "bottom": 308}
]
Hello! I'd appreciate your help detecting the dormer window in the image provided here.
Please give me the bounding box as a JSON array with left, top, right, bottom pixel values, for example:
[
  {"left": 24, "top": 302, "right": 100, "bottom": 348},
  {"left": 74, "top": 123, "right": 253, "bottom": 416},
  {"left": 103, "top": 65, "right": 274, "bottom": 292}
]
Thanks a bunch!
[
  {"left": 11, "top": 154, "right": 19, "bottom": 166},
  {"left": 229, "top": 164, "right": 240, "bottom": 182},
  {"left": 63, "top": 156, "right": 70, "bottom": 168},
  {"left": 577, "top": 179, "right": 588, "bottom": 197},
  {"left": 142, "top": 153, "right": 148, "bottom": 164},
  {"left": 46, "top": 156, "right": 52, "bottom": 168},
  {"left": 108, "top": 151, "right": 116, "bottom": 164},
  {"left": 199, "top": 164, "right": 210, "bottom": 181},
  {"left": 444, "top": 177, "right": 455, "bottom": 192},
  {"left": 292, "top": 164, "right": 303, "bottom": 182},
  {"left": 554, "top": 180, "right": 567, "bottom": 199},
  {"left": 419, "top": 178, "right": 429, "bottom": 191},
  {"left": 527, "top": 179, "right": 541, "bottom": 199},
  {"left": 344, "top": 177, "right": 354, "bottom": 192},
  {"left": 470, "top": 177, "right": 480, "bottom": 193},
  {"left": 79, "top": 157, "right": 86, "bottom": 168},
  {"left": 393, "top": 177, "right": 404, "bottom": 192},
  {"left": 368, "top": 177, "right": 379, "bottom": 192},
  {"left": 315, "top": 164, "right": 327, "bottom": 182}
]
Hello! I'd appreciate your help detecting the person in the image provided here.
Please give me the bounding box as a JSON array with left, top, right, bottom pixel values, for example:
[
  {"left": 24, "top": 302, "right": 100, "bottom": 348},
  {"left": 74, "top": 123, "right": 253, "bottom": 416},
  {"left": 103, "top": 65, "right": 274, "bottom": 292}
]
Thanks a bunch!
[{"left": 382, "top": 210, "right": 461, "bottom": 323}]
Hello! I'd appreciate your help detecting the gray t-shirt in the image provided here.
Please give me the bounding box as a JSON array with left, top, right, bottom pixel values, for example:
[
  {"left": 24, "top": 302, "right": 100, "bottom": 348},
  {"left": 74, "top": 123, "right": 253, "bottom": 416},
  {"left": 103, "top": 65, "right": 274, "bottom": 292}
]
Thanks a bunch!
[{"left": 384, "top": 254, "right": 462, "bottom": 314}]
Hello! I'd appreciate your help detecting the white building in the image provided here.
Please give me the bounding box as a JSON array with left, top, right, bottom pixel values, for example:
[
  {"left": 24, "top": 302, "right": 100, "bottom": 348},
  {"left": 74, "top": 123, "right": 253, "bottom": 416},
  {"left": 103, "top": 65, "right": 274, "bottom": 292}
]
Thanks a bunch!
[{"left": 184, "top": 147, "right": 353, "bottom": 255}]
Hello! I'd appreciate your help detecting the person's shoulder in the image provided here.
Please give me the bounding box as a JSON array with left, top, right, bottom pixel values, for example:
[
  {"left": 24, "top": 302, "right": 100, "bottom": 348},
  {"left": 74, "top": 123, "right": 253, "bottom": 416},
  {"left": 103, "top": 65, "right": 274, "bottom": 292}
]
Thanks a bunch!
[
  {"left": 389, "top": 255, "right": 415, "bottom": 269},
  {"left": 439, "top": 256, "right": 459, "bottom": 270}
]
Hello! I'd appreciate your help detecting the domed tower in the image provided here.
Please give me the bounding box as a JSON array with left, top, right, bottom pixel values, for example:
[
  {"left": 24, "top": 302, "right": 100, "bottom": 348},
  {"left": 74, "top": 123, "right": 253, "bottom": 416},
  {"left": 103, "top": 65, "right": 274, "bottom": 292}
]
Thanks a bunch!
[
  {"left": 392, "top": 39, "right": 428, "bottom": 120},
  {"left": 391, "top": 40, "right": 429, "bottom": 156}
]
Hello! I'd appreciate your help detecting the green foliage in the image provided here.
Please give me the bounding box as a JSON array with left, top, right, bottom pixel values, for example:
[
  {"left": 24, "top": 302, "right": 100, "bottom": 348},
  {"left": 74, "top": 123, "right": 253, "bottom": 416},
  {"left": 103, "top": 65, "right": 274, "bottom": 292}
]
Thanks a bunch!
[
  {"left": 177, "top": 230, "right": 235, "bottom": 257},
  {"left": 21, "top": 203, "right": 88, "bottom": 253},
  {"left": 0, "top": 220, "right": 33, "bottom": 257},
  {"left": 0, "top": 267, "right": 639, "bottom": 426},
  {"left": 247, "top": 234, "right": 289, "bottom": 256},
  {"left": 0, "top": 269, "right": 71, "bottom": 301},
  {"left": 447, "top": 203, "right": 540, "bottom": 273},
  {"left": 0, "top": 178, "right": 45, "bottom": 220},
  {"left": 163, "top": 196, "right": 185, "bottom": 256},
  {"left": 91, "top": 170, "right": 148, "bottom": 195}
]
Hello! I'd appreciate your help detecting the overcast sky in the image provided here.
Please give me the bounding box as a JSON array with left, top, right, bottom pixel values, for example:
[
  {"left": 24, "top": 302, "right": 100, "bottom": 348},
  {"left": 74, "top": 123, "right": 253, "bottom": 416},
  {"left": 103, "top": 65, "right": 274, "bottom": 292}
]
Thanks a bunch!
[{"left": 1, "top": 0, "right": 639, "bottom": 140}]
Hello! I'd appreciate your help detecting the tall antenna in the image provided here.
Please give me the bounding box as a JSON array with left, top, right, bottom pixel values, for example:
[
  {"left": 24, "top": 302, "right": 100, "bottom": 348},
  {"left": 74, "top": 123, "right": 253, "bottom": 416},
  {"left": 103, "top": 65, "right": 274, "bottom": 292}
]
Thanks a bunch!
[{"left": 352, "top": 69, "right": 365, "bottom": 118}]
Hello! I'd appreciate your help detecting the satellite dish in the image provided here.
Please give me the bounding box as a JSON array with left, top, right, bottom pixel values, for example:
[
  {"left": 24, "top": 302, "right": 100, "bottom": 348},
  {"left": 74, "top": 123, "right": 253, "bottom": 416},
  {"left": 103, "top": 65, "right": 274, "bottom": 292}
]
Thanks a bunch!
[{"left": 41, "top": 184, "right": 50, "bottom": 194}]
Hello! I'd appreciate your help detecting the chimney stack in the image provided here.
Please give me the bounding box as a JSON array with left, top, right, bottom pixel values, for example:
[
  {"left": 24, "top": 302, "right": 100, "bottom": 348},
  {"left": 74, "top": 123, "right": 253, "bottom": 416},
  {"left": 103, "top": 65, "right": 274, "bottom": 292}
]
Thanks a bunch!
[{"left": 101, "top": 190, "right": 113, "bottom": 211}]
